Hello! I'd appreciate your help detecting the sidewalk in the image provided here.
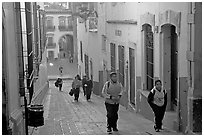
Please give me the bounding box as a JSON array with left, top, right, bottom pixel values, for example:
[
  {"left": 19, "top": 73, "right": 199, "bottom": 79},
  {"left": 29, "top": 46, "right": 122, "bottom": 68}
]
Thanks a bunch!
[{"left": 28, "top": 80, "right": 182, "bottom": 135}]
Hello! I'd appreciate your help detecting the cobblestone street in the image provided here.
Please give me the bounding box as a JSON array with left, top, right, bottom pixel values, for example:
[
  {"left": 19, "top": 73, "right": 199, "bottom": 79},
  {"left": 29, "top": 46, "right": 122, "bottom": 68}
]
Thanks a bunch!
[{"left": 29, "top": 80, "right": 180, "bottom": 135}]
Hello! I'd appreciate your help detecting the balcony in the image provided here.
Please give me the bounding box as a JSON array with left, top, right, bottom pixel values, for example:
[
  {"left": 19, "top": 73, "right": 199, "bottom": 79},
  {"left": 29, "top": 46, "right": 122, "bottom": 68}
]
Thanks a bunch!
[
  {"left": 67, "top": 25, "right": 73, "bottom": 31},
  {"left": 46, "top": 26, "right": 55, "bottom": 32},
  {"left": 58, "top": 25, "right": 73, "bottom": 31},
  {"left": 89, "top": 17, "right": 98, "bottom": 32},
  {"left": 47, "top": 43, "right": 56, "bottom": 49}
]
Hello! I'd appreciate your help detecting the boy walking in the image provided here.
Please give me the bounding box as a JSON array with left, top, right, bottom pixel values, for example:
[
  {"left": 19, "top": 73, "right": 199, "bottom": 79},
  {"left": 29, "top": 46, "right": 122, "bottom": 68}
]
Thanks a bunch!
[{"left": 102, "top": 72, "right": 123, "bottom": 133}]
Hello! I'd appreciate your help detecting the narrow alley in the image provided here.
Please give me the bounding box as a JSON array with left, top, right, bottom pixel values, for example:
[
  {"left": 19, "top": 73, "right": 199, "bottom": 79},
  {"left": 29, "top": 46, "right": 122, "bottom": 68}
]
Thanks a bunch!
[
  {"left": 28, "top": 80, "right": 179, "bottom": 135},
  {"left": 2, "top": 2, "right": 202, "bottom": 135}
]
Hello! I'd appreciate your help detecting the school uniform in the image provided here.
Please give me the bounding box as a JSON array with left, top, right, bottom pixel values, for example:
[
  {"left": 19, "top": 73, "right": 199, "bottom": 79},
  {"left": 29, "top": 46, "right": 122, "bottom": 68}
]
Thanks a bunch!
[
  {"left": 148, "top": 87, "right": 167, "bottom": 130},
  {"left": 102, "top": 81, "right": 123, "bottom": 132}
]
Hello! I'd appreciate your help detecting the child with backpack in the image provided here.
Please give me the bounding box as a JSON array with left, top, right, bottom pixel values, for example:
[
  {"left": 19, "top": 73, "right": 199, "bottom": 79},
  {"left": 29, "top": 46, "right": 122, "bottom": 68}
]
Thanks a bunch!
[
  {"left": 147, "top": 80, "right": 167, "bottom": 132},
  {"left": 55, "top": 78, "right": 63, "bottom": 91},
  {"left": 102, "top": 72, "right": 124, "bottom": 133}
]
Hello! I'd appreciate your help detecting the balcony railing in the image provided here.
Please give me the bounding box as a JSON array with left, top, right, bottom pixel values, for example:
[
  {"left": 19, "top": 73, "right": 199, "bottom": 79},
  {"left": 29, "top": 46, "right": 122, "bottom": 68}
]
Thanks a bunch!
[
  {"left": 46, "top": 26, "right": 55, "bottom": 32},
  {"left": 58, "top": 25, "right": 73, "bottom": 31},
  {"left": 89, "top": 17, "right": 98, "bottom": 32},
  {"left": 47, "top": 43, "right": 56, "bottom": 49}
]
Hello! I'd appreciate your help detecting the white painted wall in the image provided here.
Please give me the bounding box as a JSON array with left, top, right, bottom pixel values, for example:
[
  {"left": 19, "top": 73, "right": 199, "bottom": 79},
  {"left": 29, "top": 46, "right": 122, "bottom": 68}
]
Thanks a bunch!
[
  {"left": 105, "top": 2, "right": 189, "bottom": 78},
  {"left": 77, "top": 2, "right": 190, "bottom": 84},
  {"left": 45, "top": 13, "right": 73, "bottom": 58},
  {"left": 136, "top": 2, "right": 189, "bottom": 78},
  {"left": 77, "top": 18, "right": 101, "bottom": 82}
]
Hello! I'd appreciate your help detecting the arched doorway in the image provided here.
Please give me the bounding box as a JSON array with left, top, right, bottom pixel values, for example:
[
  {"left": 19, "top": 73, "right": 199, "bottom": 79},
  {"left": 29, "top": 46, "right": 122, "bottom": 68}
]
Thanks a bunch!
[
  {"left": 160, "top": 24, "right": 178, "bottom": 111},
  {"left": 58, "top": 34, "right": 73, "bottom": 59}
]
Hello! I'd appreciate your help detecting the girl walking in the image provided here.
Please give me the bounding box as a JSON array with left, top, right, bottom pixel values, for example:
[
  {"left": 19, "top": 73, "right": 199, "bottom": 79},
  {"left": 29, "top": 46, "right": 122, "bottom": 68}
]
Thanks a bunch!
[{"left": 147, "top": 80, "right": 167, "bottom": 132}]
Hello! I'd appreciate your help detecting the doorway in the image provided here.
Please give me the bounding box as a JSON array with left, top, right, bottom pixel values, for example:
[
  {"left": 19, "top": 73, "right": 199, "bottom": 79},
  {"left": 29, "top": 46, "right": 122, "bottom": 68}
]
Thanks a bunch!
[
  {"left": 161, "top": 24, "right": 178, "bottom": 111},
  {"left": 118, "top": 45, "right": 125, "bottom": 86},
  {"left": 110, "top": 43, "right": 116, "bottom": 72},
  {"left": 129, "top": 48, "right": 135, "bottom": 105}
]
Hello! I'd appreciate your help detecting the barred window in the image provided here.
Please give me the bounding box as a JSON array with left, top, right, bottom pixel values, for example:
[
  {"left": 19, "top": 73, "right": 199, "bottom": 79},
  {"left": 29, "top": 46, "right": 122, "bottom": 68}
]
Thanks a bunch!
[{"left": 143, "top": 24, "right": 154, "bottom": 90}]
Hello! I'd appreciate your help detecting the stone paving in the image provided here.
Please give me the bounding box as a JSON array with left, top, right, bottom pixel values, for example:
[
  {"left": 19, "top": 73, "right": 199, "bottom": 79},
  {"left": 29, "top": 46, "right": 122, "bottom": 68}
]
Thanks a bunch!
[{"left": 28, "top": 80, "right": 182, "bottom": 135}]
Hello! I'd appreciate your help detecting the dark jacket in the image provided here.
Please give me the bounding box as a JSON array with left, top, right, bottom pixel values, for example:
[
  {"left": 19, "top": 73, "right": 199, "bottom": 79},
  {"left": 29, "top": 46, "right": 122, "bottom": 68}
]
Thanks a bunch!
[{"left": 83, "top": 79, "right": 93, "bottom": 90}]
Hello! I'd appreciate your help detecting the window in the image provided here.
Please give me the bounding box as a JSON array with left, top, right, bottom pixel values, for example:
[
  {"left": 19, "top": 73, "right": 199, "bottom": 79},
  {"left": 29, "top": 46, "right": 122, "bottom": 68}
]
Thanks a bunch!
[
  {"left": 48, "top": 51, "right": 54, "bottom": 59},
  {"left": 143, "top": 24, "right": 154, "bottom": 90},
  {"left": 84, "top": 54, "right": 89, "bottom": 76},
  {"left": 59, "top": 18, "right": 66, "bottom": 26},
  {"left": 67, "top": 16, "right": 73, "bottom": 30},
  {"left": 102, "top": 35, "right": 106, "bottom": 51},
  {"left": 47, "top": 37, "right": 53, "bottom": 44},
  {"left": 46, "top": 17, "right": 55, "bottom": 31},
  {"left": 46, "top": 18, "right": 53, "bottom": 27},
  {"left": 67, "top": 16, "right": 73, "bottom": 27},
  {"left": 80, "top": 41, "right": 83, "bottom": 62},
  {"left": 118, "top": 45, "right": 125, "bottom": 86},
  {"left": 89, "top": 17, "right": 98, "bottom": 32}
]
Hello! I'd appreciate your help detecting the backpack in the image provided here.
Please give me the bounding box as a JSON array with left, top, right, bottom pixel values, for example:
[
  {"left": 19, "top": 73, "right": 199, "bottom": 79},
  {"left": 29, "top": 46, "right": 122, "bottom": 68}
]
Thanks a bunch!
[
  {"left": 55, "top": 81, "right": 59, "bottom": 87},
  {"left": 147, "top": 89, "right": 166, "bottom": 103},
  {"left": 107, "top": 81, "right": 110, "bottom": 89}
]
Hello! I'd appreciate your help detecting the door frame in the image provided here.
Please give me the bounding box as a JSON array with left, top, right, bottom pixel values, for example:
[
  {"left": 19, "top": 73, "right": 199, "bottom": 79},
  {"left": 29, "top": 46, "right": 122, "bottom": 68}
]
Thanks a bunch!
[{"left": 160, "top": 24, "right": 179, "bottom": 111}]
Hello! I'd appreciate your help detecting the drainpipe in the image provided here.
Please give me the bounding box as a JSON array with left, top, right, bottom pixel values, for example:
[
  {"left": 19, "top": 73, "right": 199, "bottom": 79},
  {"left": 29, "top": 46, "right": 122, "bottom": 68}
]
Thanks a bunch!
[
  {"left": 25, "top": 2, "right": 34, "bottom": 103},
  {"left": 15, "top": 2, "right": 28, "bottom": 134},
  {"left": 185, "top": 2, "right": 194, "bottom": 134}
]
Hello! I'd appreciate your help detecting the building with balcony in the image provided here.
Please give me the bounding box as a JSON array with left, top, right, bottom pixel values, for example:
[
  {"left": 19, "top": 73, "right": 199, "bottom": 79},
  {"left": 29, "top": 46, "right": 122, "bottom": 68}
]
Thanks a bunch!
[
  {"left": 44, "top": 2, "right": 74, "bottom": 60},
  {"left": 76, "top": 2, "right": 202, "bottom": 134}
]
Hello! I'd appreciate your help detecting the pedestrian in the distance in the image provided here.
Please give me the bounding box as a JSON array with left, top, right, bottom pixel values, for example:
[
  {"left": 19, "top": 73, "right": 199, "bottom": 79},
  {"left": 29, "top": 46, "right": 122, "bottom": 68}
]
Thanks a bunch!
[
  {"left": 59, "top": 66, "right": 63, "bottom": 76},
  {"left": 56, "top": 78, "right": 63, "bottom": 91},
  {"left": 82, "top": 75, "right": 87, "bottom": 96},
  {"left": 102, "top": 72, "right": 124, "bottom": 133},
  {"left": 147, "top": 80, "right": 167, "bottom": 132},
  {"left": 72, "top": 75, "right": 82, "bottom": 102},
  {"left": 69, "top": 55, "right": 73, "bottom": 63},
  {"left": 85, "top": 76, "right": 93, "bottom": 101}
]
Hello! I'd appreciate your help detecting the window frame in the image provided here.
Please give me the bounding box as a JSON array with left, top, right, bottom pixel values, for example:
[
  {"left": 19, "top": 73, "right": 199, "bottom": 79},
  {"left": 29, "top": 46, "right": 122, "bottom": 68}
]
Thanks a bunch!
[{"left": 142, "top": 24, "right": 154, "bottom": 91}]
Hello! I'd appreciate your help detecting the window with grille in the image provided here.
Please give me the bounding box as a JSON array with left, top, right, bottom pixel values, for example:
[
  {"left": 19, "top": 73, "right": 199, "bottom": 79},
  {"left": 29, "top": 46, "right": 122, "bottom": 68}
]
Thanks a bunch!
[{"left": 143, "top": 24, "right": 154, "bottom": 90}]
